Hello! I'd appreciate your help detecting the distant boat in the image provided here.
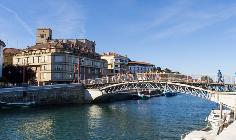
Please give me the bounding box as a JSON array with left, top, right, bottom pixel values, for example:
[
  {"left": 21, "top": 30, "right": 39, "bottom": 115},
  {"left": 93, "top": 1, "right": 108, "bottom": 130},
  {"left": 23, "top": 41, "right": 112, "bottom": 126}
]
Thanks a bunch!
[
  {"left": 138, "top": 93, "right": 151, "bottom": 100},
  {"left": 164, "top": 92, "right": 177, "bottom": 97},
  {"left": 131, "top": 95, "right": 142, "bottom": 100},
  {"left": 0, "top": 101, "right": 7, "bottom": 106}
]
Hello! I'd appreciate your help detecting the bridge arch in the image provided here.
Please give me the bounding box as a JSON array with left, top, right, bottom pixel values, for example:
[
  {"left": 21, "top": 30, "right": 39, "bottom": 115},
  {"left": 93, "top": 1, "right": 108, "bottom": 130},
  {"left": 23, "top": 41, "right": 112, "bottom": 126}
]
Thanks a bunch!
[{"left": 98, "top": 81, "right": 217, "bottom": 101}]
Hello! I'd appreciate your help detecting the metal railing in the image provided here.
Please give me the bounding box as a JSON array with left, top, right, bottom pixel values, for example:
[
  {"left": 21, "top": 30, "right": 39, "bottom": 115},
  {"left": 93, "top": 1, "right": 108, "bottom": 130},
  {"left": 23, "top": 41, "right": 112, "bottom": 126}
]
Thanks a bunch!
[{"left": 81, "top": 73, "right": 235, "bottom": 85}]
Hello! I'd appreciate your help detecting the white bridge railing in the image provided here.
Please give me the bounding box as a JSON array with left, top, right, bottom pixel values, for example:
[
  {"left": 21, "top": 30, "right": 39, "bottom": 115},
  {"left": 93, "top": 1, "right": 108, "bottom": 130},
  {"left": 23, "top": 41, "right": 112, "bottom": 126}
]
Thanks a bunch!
[{"left": 81, "top": 73, "right": 235, "bottom": 85}]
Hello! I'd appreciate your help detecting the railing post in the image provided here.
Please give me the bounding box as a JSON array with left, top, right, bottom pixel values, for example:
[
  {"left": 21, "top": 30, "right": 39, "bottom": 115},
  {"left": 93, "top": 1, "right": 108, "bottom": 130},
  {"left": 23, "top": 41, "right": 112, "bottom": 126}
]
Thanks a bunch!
[
  {"left": 234, "top": 99, "right": 236, "bottom": 120},
  {"left": 220, "top": 103, "right": 223, "bottom": 119}
]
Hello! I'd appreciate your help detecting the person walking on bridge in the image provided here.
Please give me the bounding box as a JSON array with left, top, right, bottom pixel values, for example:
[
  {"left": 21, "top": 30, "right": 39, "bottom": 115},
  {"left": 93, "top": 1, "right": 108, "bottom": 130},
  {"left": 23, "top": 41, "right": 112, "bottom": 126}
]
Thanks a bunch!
[{"left": 217, "top": 70, "right": 224, "bottom": 84}]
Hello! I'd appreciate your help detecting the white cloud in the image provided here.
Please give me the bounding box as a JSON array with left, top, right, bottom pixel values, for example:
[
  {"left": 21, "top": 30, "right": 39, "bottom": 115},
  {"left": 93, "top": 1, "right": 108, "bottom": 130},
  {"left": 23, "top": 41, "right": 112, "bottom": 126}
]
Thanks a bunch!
[
  {"left": 0, "top": 3, "right": 34, "bottom": 36},
  {"left": 153, "top": 3, "right": 236, "bottom": 39},
  {"left": 123, "top": 1, "right": 236, "bottom": 40}
]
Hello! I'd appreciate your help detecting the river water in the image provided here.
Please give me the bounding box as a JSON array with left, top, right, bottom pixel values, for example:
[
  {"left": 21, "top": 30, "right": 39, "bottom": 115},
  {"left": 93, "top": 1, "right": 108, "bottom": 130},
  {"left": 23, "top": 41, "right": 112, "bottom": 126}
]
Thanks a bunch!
[{"left": 0, "top": 94, "right": 217, "bottom": 140}]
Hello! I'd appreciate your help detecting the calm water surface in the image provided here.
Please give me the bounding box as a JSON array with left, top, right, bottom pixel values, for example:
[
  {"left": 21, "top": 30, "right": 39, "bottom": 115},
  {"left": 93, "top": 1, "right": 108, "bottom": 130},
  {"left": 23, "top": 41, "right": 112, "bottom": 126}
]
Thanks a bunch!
[{"left": 0, "top": 94, "right": 217, "bottom": 140}]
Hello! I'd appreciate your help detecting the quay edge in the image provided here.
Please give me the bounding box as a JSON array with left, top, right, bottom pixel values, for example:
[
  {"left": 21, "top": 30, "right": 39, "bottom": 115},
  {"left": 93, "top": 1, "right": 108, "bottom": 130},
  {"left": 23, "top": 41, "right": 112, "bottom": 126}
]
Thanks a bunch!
[{"left": 0, "top": 84, "right": 88, "bottom": 105}]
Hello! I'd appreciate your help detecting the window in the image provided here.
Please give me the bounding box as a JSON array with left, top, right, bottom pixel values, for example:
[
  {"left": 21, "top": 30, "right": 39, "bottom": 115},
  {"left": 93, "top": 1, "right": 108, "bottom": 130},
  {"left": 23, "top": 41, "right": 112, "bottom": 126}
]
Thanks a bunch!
[
  {"left": 54, "top": 65, "right": 63, "bottom": 71},
  {"left": 53, "top": 73, "right": 62, "bottom": 80},
  {"left": 38, "top": 57, "right": 40, "bottom": 63},
  {"left": 55, "top": 56, "right": 64, "bottom": 62},
  {"left": 43, "top": 73, "right": 47, "bottom": 79},
  {"left": 40, "top": 34, "right": 44, "bottom": 38}
]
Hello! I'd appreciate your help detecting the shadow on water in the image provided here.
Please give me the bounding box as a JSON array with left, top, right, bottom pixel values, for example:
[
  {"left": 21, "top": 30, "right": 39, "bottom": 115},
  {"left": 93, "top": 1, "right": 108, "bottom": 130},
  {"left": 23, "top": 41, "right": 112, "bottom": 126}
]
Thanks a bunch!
[{"left": 0, "top": 94, "right": 218, "bottom": 140}]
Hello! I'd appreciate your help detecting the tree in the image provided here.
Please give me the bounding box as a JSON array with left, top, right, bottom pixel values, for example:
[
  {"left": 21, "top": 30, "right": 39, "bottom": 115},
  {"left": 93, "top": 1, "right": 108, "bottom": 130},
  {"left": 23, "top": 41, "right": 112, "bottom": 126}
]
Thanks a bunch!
[
  {"left": 163, "top": 68, "right": 172, "bottom": 73},
  {"left": 200, "top": 76, "right": 214, "bottom": 83},
  {"left": 155, "top": 67, "right": 162, "bottom": 72},
  {"left": 2, "top": 65, "right": 36, "bottom": 84}
]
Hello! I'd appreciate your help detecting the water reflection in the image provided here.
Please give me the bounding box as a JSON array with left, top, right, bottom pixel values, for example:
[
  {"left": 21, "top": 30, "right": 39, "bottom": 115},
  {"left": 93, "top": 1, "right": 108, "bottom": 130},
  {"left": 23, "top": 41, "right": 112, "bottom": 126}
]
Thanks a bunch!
[
  {"left": 17, "top": 118, "right": 54, "bottom": 140},
  {"left": 0, "top": 95, "right": 217, "bottom": 140},
  {"left": 87, "top": 105, "right": 103, "bottom": 138}
]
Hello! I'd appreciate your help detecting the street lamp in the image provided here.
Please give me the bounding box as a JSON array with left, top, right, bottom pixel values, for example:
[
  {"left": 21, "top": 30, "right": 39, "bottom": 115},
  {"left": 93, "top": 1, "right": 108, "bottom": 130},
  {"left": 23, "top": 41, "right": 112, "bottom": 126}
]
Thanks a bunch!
[
  {"left": 8, "top": 71, "right": 11, "bottom": 84},
  {"left": 234, "top": 72, "right": 236, "bottom": 85},
  {"left": 73, "top": 51, "right": 81, "bottom": 83},
  {"left": 22, "top": 59, "right": 26, "bottom": 84}
]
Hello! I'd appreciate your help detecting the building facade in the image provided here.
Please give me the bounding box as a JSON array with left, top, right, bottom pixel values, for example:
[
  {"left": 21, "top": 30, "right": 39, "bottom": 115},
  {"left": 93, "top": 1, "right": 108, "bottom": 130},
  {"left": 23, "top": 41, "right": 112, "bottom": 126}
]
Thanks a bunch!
[
  {"left": 0, "top": 40, "right": 6, "bottom": 78},
  {"left": 128, "top": 61, "right": 155, "bottom": 74},
  {"left": 101, "top": 52, "right": 129, "bottom": 75},
  {"left": 13, "top": 28, "right": 107, "bottom": 84},
  {"left": 3, "top": 48, "right": 21, "bottom": 66}
]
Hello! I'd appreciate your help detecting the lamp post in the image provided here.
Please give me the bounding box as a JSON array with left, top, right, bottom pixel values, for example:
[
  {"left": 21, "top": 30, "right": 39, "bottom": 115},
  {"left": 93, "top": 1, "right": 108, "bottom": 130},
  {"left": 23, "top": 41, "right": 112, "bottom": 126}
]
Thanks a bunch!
[
  {"left": 8, "top": 71, "right": 11, "bottom": 85},
  {"left": 23, "top": 59, "right": 26, "bottom": 84},
  {"left": 234, "top": 72, "right": 236, "bottom": 85},
  {"left": 73, "top": 49, "right": 80, "bottom": 83},
  {"left": 78, "top": 55, "right": 80, "bottom": 83}
]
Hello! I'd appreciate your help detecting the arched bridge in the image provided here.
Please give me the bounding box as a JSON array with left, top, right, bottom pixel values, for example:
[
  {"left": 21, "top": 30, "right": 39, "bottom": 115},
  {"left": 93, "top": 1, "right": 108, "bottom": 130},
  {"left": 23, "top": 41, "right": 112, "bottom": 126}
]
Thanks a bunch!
[
  {"left": 100, "top": 81, "right": 215, "bottom": 99},
  {"left": 83, "top": 73, "right": 236, "bottom": 109}
]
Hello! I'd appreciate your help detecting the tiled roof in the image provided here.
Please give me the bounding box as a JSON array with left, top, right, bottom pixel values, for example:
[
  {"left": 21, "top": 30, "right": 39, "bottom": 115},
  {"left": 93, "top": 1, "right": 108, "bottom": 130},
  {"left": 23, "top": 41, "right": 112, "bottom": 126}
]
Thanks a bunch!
[
  {"left": 102, "top": 52, "right": 127, "bottom": 57},
  {"left": 3, "top": 48, "right": 21, "bottom": 54},
  {"left": 28, "top": 42, "right": 64, "bottom": 50},
  {"left": 128, "top": 61, "right": 154, "bottom": 66}
]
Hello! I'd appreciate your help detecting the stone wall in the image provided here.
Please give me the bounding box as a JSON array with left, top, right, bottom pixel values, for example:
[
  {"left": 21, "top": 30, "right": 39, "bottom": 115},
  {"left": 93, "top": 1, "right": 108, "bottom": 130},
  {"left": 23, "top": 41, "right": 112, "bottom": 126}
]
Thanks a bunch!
[{"left": 0, "top": 84, "right": 87, "bottom": 105}]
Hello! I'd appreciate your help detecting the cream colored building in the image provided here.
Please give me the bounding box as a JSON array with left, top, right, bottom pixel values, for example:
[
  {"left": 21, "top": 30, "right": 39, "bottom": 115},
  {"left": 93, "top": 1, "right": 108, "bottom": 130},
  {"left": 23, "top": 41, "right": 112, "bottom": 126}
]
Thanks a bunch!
[
  {"left": 0, "top": 40, "right": 6, "bottom": 78},
  {"left": 101, "top": 52, "right": 129, "bottom": 75},
  {"left": 13, "top": 28, "right": 107, "bottom": 84}
]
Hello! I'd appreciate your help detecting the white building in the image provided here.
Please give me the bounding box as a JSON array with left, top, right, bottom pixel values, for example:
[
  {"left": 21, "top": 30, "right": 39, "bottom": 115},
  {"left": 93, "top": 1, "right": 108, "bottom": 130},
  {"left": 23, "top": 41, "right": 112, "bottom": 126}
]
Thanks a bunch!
[
  {"left": 128, "top": 61, "right": 155, "bottom": 74},
  {"left": 101, "top": 52, "right": 129, "bottom": 75},
  {"left": 0, "top": 40, "right": 6, "bottom": 78}
]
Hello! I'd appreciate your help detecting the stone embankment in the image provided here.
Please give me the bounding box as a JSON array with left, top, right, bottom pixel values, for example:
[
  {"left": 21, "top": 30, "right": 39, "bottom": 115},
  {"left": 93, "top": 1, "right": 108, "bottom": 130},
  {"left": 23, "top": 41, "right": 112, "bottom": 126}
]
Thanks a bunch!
[{"left": 0, "top": 84, "right": 89, "bottom": 105}]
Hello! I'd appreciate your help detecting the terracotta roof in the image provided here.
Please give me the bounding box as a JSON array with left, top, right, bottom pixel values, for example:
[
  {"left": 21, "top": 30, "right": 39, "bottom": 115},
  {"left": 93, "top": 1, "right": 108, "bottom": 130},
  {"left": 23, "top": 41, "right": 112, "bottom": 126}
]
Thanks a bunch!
[
  {"left": 28, "top": 42, "right": 64, "bottom": 50},
  {"left": 102, "top": 52, "right": 127, "bottom": 57},
  {"left": 3, "top": 48, "right": 21, "bottom": 54},
  {"left": 128, "top": 61, "right": 154, "bottom": 66}
]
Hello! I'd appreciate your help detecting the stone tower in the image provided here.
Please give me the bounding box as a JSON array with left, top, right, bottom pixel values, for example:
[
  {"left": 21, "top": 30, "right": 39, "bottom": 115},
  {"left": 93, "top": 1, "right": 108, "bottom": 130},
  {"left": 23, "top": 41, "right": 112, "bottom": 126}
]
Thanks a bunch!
[{"left": 36, "top": 28, "right": 52, "bottom": 44}]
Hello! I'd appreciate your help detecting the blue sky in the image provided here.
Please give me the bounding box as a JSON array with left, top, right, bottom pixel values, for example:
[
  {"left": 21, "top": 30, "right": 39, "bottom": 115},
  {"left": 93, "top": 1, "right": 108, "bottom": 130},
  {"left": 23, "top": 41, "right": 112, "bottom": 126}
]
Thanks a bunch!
[{"left": 0, "top": 0, "right": 236, "bottom": 75}]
